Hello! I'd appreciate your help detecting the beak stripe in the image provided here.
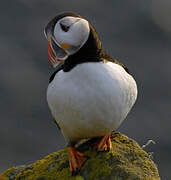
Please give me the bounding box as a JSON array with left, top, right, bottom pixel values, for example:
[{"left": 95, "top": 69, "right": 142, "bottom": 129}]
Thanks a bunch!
[{"left": 48, "top": 40, "right": 56, "bottom": 67}]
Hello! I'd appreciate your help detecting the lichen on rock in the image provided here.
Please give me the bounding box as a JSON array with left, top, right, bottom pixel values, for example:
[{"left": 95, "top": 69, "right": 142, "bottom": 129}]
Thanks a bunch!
[{"left": 0, "top": 132, "right": 160, "bottom": 180}]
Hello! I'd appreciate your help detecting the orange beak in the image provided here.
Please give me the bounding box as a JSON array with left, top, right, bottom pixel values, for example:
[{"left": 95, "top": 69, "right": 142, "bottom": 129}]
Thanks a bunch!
[
  {"left": 47, "top": 36, "right": 70, "bottom": 68},
  {"left": 48, "top": 39, "right": 64, "bottom": 68},
  {"left": 48, "top": 40, "right": 55, "bottom": 67}
]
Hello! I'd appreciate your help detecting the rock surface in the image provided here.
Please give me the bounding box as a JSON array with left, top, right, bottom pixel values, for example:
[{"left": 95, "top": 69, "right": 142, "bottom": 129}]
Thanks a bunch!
[{"left": 0, "top": 132, "right": 160, "bottom": 180}]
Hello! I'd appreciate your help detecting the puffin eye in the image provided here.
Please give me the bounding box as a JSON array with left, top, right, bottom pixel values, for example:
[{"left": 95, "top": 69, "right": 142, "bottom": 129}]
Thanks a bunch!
[{"left": 60, "top": 23, "right": 70, "bottom": 32}]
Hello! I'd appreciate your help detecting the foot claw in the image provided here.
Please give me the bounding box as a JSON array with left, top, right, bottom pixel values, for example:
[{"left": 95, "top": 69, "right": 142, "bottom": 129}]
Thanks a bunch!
[{"left": 72, "top": 168, "right": 80, "bottom": 176}]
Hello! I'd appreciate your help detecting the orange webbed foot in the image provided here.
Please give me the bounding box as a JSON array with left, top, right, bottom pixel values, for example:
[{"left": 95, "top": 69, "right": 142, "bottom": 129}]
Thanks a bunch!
[
  {"left": 68, "top": 146, "right": 88, "bottom": 175},
  {"left": 94, "top": 133, "right": 111, "bottom": 151}
]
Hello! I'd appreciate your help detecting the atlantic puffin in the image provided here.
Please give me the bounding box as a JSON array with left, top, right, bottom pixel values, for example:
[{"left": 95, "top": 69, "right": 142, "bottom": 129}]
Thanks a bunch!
[{"left": 44, "top": 12, "right": 137, "bottom": 174}]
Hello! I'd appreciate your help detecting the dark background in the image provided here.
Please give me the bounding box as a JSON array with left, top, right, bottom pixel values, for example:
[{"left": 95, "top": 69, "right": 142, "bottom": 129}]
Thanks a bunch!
[{"left": 0, "top": 0, "right": 171, "bottom": 179}]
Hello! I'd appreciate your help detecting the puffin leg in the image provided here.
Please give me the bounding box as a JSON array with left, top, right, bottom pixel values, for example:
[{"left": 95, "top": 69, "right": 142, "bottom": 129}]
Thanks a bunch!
[
  {"left": 94, "top": 133, "right": 111, "bottom": 151},
  {"left": 68, "top": 146, "right": 87, "bottom": 175}
]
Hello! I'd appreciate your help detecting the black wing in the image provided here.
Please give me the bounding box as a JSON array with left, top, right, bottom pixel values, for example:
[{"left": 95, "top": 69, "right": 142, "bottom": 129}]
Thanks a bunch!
[
  {"left": 100, "top": 50, "right": 130, "bottom": 74},
  {"left": 53, "top": 118, "right": 61, "bottom": 130}
]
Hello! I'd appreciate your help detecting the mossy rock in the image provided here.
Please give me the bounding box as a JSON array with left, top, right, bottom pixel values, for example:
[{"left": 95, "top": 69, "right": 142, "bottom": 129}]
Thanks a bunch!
[{"left": 0, "top": 132, "right": 160, "bottom": 180}]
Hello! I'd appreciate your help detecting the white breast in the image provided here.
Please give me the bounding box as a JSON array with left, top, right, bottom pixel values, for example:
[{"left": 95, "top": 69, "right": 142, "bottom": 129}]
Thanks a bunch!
[{"left": 47, "top": 62, "right": 137, "bottom": 143}]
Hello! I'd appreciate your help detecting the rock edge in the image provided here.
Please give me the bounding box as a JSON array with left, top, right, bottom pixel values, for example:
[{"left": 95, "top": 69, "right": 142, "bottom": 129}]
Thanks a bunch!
[{"left": 0, "top": 132, "right": 160, "bottom": 180}]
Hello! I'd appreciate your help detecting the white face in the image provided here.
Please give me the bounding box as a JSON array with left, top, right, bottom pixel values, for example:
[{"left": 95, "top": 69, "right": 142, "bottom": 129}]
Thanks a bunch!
[
  {"left": 53, "top": 16, "right": 90, "bottom": 55},
  {"left": 45, "top": 15, "right": 90, "bottom": 68}
]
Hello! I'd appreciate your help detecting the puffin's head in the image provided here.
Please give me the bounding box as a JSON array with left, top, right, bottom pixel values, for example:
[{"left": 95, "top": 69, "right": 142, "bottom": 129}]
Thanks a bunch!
[{"left": 44, "top": 12, "right": 101, "bottom": 68}]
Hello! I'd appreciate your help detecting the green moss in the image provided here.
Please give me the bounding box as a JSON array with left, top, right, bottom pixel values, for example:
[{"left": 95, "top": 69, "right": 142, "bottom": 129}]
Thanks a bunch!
[
  {"left": 0, "top": 175, "right": 8, "bottom": 180},
  {"left": 75, "top": 176, "right": 84, "bottom": 180},
  {"left": 1, "top": 167, "right": 15, "bottom": 177},
  {"left": 0, "top": 132, "right": 160, "bottom": 180}
]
